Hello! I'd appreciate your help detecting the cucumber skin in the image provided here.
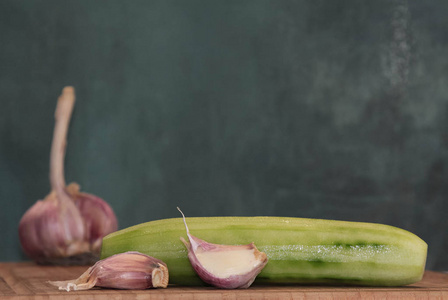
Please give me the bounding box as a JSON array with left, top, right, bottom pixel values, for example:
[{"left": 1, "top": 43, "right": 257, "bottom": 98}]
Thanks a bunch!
[{"left": 100, "top": 216, "right": 427, "bottom": 286}]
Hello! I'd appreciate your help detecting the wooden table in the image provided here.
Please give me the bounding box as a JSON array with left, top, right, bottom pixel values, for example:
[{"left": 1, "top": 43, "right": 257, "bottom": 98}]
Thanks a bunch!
[{"left": 1, "top": 262, "right": 447, "bottom": 299}]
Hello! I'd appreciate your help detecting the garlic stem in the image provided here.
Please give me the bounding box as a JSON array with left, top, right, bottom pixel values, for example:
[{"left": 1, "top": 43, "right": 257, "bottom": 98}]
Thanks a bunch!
[{"left": 49, "top": 86, "right": 75, "bottom": 201}]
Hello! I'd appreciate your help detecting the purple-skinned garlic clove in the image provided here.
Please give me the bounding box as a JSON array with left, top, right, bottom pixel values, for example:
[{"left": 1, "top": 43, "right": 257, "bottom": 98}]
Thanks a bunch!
[
  {"left": 48, "top": 251, "right": 169, "bottom": 291},
  {"left": 67, "top": 183, "right": 118, "bottom": 254},
  {"left": 18, "top": 190, "right": 89, "bottom": 263},
  {"left": 178, "top": 208, "right": 268, "bottom": 289}
]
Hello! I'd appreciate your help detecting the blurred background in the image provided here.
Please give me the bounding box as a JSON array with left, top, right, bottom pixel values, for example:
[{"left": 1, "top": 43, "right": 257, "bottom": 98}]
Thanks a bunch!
[{"left": 1, "top": 0, "right": 447, "bottom": 271}]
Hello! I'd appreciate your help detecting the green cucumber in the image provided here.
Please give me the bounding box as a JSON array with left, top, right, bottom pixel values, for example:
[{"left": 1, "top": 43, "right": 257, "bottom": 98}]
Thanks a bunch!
[{"left": 100, "top": 216, "right": 427, "bottom": 286}]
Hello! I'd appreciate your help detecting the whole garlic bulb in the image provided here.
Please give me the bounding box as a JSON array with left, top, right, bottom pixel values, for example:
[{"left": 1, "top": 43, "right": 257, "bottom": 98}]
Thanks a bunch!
[{"left": 18, "top": 87, "right": 118, "bottom": 265}]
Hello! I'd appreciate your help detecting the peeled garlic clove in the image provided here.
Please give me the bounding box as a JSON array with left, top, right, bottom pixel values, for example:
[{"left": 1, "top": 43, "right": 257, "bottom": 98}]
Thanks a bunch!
[
  {"left": 67, "top": 183, "right": 118, "bottom": 254},
  {"left": 49, "top": 251, "right": 169, "bottom": 291},
  {"left": 178, "top": 208, "right": 268, "bottom": 289}
]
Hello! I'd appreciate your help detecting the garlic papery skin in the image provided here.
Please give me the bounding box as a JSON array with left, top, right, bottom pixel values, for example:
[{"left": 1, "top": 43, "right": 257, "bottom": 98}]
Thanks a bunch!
[
  {"left": 48, "top": 251, "right": 169, "bottom": 291},
  {"left": 178, "top": 208, "right": 268, "bottom": 289}
]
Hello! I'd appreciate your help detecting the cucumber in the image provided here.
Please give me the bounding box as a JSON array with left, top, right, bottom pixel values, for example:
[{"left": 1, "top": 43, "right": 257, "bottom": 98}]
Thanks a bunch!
[{"left": 100, "top": 216, "right": 427, "bottom": 286}]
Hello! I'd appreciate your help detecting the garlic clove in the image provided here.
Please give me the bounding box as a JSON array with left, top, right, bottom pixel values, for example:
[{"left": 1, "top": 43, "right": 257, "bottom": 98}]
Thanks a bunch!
[
  {"left": 67, "top": 183, "right": 118, "bottom": 254},
  {"left": 49, "top": 251, "right": 169, "bottom": 291},
  {"left": 178, "top": 208, "right": 268, "bottom": 289},
  {"left": 18, "top": 191, "right": 89, "bottom": 263}
]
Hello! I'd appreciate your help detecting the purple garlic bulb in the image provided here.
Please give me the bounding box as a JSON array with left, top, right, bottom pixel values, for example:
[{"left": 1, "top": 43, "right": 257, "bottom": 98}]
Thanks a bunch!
[{"left": 18, "top": 87, "right": 118, "bottom": 265}]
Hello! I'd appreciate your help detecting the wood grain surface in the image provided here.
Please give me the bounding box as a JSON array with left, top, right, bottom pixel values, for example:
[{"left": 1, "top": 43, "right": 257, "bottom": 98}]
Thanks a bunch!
[{"left": 1, "top": 262, "right": 447, "bottom": 299}]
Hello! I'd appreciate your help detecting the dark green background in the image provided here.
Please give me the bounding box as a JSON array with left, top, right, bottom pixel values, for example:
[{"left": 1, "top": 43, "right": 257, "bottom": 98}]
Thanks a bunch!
[{"left": 1, "top": 0, "right": 448, "bottom": 271}]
